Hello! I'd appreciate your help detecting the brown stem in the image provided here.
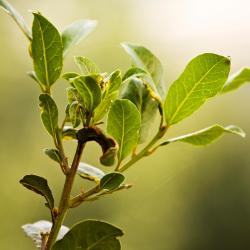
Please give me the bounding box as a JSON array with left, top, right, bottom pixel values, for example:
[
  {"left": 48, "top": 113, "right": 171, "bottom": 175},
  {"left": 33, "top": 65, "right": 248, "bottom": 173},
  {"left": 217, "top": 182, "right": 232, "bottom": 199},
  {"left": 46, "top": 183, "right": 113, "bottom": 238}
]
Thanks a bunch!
[{"left": 45, "top": 141, "right": 85, "bottom": 250}]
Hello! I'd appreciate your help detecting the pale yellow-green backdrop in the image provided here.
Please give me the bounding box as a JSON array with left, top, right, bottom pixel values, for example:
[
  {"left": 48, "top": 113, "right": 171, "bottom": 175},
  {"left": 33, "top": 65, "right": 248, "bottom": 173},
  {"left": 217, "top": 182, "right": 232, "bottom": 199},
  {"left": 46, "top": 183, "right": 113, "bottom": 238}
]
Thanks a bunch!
[{"left": 1, "top": 0, "right": 250, "bottom": 249}]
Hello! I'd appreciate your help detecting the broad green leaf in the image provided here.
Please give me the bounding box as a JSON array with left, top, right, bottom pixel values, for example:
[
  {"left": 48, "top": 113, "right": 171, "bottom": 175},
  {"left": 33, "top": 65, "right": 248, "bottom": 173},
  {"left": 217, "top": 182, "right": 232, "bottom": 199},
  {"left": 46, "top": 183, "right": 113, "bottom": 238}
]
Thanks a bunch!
[
  {"left": 22, "top": 220, "right": 69, "bottom": 249},
  {"left": 121, "top": 77, "right": 158, "bottom": 143},
  {"left": 221, "top": 68, "right": 250, "bottom": 93},
  {"left": 78, "top": 162, "right": 105, "bottom": 182},
  {"left": 161, "top": 124, "right": 245, "bottom": 146},
  {"left": 69, "top": 101, "right": 81, "bottom": 128},
  {"left": 164, "top": 53, "right": 230, "bottom": 125},
  {"left": 32, "top": 13, "right": 63, "bottom": 88},
  {"left": 43, "top": 148, "right": 62, "bottom": 163},
  {"left": 122, "top": 67, "right": 148, "bottom": 82},
  {"left": 100, "top": 172, "right": 125, "bottom": 191},
  {"left": 94, "top": 70, "right": 122, "bottom": 122},
  {"left": 20, "top": 175, "right": 54, "bottom": 210},
  {"left": 62, "top": 20, "right": 97, "bottom": 56},
  {"left": 0, "top": 0, "right": 32, "bottom": 40},
  {"left": 67, "top": 86, "right": 82, "bottom": 104},
  {"left": 121, "top": 42, "right": 165, "bottom": 98},
  {"left": 52, "top": 220, "right": 123, "bottom": 250},
  {"left": 75, "top": 56, "right": 100, "bottom": 75},
  {"left": 39, "top": 94, "right": 58, "bottom": 137},
  {"left": 107, "top": 99, "right": 141, "bottom": 162},
  {"left": 73, "top": 76, "right": 102, "bottom": 115}
]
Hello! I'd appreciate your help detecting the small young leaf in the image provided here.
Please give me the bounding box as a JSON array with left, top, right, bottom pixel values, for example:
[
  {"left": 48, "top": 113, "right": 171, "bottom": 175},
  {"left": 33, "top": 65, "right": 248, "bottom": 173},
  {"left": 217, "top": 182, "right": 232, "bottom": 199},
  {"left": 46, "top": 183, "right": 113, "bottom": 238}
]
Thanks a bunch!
[
  {"left": 62, "top": 19, "right": 97, "bottom": 56},
  {"left": 121, "top": 77, "right": 158, "bottom": 143},
  {"left": 43, "top": 148, "right": 62, "bottom": 164},
  {"left": 62, "top": 126, "right": 77, "bottom": 140},
  {"left": 73, "top": 76, "right": 102, "bottom": 114},
  {"left": 22, "top": 220, "right": 69, "bottom": 249},
  {"left": 122, "top": 67, "right": 148, "bottom": 82},
  {"left": 62, "top": 72, "right": 80, "bottom": 83},
  {"left": 20, "top": 175, "right": 54, "bottom": 210},
  {"left": 161, "top": 124, "right": 245, "bottom": 146},
  {"left": 164, "top": 53, "right": 230, "bottom": 125},
  {"left": 221, "top": 68, "right": 250, "bottom": 93},
  {"left": 78, "top": 162, "right": 105, "bottom": 182},
  {"left": 94, "top": 70, "right": 122, "bottom": 122},
  {"left": 32, "top": 13, "right": 63, "bottom": 88},
  {"left": 75, "top": 56, "right": 100, "bottom": 75},
  {"left": 107, "top": 99, "right": 141, "bottom": 162},
  {"left": 39, "top": 94, "right": 58, "bottom": 137},
  {"left": 0, "top": 0, "right": 32, "bottom": 40},
  {"left": 52, "top": 220, "right": 123, "bottom": 250},
  {"left": 69, "top": 101, "right": 81, "bottom": 128},
  {"left": 100, "top": 172, "right": 125, "bottom": 191},
  {"left": 121, "top": 42, "right": 165, "bottom": 98}
]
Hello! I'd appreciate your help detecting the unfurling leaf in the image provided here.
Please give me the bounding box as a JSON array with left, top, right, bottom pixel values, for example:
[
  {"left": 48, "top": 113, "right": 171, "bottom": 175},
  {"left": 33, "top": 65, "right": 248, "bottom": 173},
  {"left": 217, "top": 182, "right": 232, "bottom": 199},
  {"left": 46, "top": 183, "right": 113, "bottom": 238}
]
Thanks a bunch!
[
  {"left": 222, "top": 68, "right": 250, "bottom": 93},
  {"left": 78, "top": 162, "right": 105, "bottom": 182},
  {"left": 43, "top": 148, "right": 62, "bottom": 164},
  {"left": 62, "top": 19, "right": 97, "bottom": 56},
  {"left": 94, "top": 70, "right": 122, "bottom": 122},
  {"left": 107, "top": 99, "right": 141, "bottom": 162},
  {"left": 121, "top": 77, "right": 159, "bottom": 143},
  {"left": 121, "top": 42, "right": 165, "bottom": 98},
  {"left": 100, "top": 172, "right": 125, "bottom": 191},
  {"left": 161, "top": 124, "right": 245, "bottom": 146},
  {"left": 75, "top": 56, "right": 100, "bottom": 75},
  {"left": 22, "top": 220, "right": 69, "bottom": 249},
  {"left": 164, "top": 53, "right": 230, "bottom": 125},
  {"left": 52, "top": 220, "right": 123, "bottom": 250},
  {"left": 73, "top": 76, "right": 102, "bottom": 115},
  {"left": 0, "top": 0, "right": 32, "bottom": 40},
  {"left": 39, "top": 94, "right": 58, "bottom": 137},
  {"left": 20, "top": 175, "right": 54, "bottom": 210},
  {"left": 32, "top": 13, "right": 63, "bottom": 88}
]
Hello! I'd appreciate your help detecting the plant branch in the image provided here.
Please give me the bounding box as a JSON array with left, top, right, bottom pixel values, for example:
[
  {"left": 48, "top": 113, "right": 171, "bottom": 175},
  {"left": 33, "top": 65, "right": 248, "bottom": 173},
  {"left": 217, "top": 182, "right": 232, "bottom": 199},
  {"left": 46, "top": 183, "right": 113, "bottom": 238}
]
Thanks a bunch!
[
  {"left": 118, "top": 123, "right": 168, "bottom": 172},
  {"left": 45, "top": 140, "right": 85, "bottom": 250}
]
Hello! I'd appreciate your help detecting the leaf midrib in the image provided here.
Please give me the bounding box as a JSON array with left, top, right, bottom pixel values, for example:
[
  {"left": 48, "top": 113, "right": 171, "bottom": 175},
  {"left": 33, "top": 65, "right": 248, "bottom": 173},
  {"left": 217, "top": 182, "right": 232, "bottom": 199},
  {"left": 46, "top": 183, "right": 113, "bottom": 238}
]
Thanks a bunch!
[
  {"left": 168, "top": 57, "right": 225, "bottom": 124},
  {"left": 37, "top": 17, "right": 49, "bottom": 86},
  {"left": 86, "top": 233, "right": 118, "bottom": 250}
]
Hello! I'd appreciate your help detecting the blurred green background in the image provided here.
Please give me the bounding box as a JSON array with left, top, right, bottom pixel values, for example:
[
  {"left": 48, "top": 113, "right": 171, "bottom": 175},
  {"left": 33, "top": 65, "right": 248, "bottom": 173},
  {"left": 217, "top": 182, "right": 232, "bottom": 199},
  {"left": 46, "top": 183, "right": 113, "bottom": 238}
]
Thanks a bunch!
[{"left": 1, "top": 0, "right": 250, "bottom": 249}]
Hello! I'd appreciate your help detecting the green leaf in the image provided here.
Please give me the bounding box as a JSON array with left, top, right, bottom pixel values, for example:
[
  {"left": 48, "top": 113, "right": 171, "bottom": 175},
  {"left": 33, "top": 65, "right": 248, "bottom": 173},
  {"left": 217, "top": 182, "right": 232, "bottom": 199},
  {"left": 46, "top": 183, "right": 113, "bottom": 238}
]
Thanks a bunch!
[
  {"left": 161, "top": 124, "right": 245, "bottom": 146},
  {"left": 100, "top": 172, "right": 125, "bottom": 191},
  {"left": 75, "top": 56, "right": 100, "bottom": 75},
  {"left": 62, "top": 20, "right": 97, "bottom": 56},
  {"left": 73, "top": 76, "right": 102, "bottom": 114},
  {"left": 53, "top": 220, "right": 123, "bottom": 250},
  {"left": 94, "top": 70, "right": 122, "bottom": 122},
  {"left": 32, "top": 13, "right": 63, "bottom": 88},
  {"left": 69, "top": 101, "right": 81, "bottom": 128},
  {"left": 221, "top": 68, "right": 250, "bottom": 93},
  {"left": 107, "top": 99, "right": 141, "bottom": 162},
  {"left": 122, "top": 67, "right": 148, "bottom": 82},
  {"left": 78, "top": 162, "right": 105, "bottom": 183},
  {"left": 22, "top": 220, "right": 69, "bottom": 249},
  {"left": 43, "top": 148, "right": 62, "bottom": 163},
  {"left": 164, "top": 53, "right": 230, "bottom": 125},
  {"left": 20, "top": 175, "right": 54, "bottom": 210},
  {"left": 121, "top": 77, "right": 158, "bottom": 143},
  {"left": 39, "top": 94, "right": 58, "bottom": 137},
  {"left": 121, "top": 42, "right": 165, "bottom": 98},
  {"left": 62, "top": 126, "right": 77, "bottom": 140},
  {"left": 62, "top": 72, "right": 80, "bottom": 83},
  {"left": 0, "top": 0, "right": 32, "bottom": 40}
]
